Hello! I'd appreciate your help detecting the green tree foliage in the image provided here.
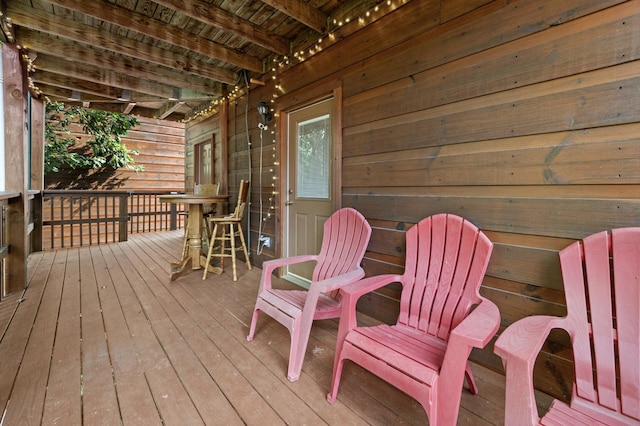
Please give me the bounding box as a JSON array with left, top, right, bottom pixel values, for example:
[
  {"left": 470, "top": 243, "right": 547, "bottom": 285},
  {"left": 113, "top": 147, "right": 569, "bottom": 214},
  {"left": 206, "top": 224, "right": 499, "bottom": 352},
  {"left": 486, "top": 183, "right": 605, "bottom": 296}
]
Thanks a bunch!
[{"left": 44, "top": 102, "right": 143, "bottom": 173}]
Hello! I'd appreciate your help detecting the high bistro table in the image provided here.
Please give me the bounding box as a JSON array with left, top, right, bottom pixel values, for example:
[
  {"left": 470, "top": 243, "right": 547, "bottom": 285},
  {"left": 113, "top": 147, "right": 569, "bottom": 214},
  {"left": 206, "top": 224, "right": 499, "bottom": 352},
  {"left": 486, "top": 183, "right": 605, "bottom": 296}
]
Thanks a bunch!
[{"left": 158, "top": 194, "right": 229, "bottom": 280}]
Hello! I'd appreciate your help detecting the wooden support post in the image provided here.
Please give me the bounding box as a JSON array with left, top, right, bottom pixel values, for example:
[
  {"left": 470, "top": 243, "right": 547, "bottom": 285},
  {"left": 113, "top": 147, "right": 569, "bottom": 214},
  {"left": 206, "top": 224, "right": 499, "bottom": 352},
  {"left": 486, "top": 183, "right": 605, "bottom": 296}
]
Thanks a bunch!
[
  {"left": 30, "top": 98, "right": 45, "bottom": 252},
  {"left": 3, "top": 43, "right": 29, "bottom": 295}
]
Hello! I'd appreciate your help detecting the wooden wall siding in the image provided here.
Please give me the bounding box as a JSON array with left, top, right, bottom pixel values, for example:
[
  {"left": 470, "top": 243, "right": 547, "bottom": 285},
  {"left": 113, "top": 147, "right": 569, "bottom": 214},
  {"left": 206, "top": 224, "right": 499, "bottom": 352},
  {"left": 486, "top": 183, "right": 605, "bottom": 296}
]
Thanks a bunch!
[
  {"left": 45, "top": 116, "right": 185, "bottom": 191},
  {"left": 185, "top": 0, "right": 640, "bottom": 402},
  {"left": 440, "top": 0, "right": 494, "bottom": 23},
  {"left": 123, "top": 118, "right": 185, "bottom": 191}
]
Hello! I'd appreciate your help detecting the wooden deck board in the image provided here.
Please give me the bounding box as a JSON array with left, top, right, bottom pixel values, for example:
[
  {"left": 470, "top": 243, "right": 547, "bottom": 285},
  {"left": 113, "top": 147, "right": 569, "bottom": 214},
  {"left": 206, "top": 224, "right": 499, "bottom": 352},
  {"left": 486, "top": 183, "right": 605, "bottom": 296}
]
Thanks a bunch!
[
  {"left": 131, "top": 232, "right": 314, "bottom": 425},
  {"left": 0, "top": 230, "right": 519, "bottom": 425},
  {"left": 180, "top": 278, "right": 339, "bottom": 425},
  {"left": 42, "top": 248, "right": 82, "bottom": 425},
  {"left": 103, "top": 242, "right": 206, "bottom": 425},
  {"left": 4, "top": 249, "right": 67, "bottom": 424},
  {"left": 90, "top": 245, "right": 162, "bottom": 425},
  {"left": 0, "top": 249, "right": 54, "bottom": 419},
  {"left": 199, "top": 260, "right": 406, "bottom": 425},
  {"left": 113, "top": 240, "right": 244, "bottom": 425},
  {"left": 79, "top": 246, "right": 122, "bottom": 425}
]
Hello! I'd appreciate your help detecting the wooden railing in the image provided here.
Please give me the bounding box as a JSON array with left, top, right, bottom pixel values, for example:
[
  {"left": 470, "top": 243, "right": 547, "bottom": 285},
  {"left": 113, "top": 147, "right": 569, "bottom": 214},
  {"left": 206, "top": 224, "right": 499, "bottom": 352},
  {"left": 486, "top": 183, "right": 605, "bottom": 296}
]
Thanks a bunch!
[{"left": 42, "top": 190, "right": 186, "bottom": 250}]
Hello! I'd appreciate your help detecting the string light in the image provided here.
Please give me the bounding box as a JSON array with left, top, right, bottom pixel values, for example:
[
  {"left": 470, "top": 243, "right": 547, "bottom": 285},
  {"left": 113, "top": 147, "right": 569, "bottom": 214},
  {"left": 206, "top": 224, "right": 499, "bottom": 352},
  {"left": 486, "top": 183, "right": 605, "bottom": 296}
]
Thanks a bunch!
[
  {"left": 282, "top": 0, "right": 408, "bottom": 67},
  {"left": 184, "top": 0, "right": 411, "bottom": 122},
  {"left": 255, "top": 3, "right": 412, "bottom": 248},
  {"left": 11, "top": 0, "right": 409, "bottom": 124},
  {"left": 14, "top": 45, "right": 44, "bottom": 98},
  {"left": 237, "top": 1, "right": 412, "bottom": 249}
]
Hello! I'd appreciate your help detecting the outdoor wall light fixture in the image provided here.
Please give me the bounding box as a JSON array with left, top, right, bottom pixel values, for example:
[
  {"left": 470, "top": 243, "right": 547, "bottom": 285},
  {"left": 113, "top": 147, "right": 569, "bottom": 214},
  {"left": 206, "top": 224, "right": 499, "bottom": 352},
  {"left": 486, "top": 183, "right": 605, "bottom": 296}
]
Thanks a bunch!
[{"left": 257, "top": 101, "right": 272, "bottom": 123}]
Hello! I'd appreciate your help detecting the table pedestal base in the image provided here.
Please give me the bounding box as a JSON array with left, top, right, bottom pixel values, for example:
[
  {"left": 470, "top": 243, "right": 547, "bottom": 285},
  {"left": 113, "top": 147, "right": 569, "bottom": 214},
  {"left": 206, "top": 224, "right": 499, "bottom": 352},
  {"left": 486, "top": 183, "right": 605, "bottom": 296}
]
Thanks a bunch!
[
  {"left": 170, "top": 255, "right": 222, "bottom": 281},
  {"left": 158, "top": 194, "right": 230, "bottom": 281}
]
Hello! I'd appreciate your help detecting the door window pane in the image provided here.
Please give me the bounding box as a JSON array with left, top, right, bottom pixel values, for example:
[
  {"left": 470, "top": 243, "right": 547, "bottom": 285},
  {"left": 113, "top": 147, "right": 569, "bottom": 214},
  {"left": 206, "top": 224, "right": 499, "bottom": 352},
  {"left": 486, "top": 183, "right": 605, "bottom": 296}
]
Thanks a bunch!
[{"left": 297, "top": 114, "right": 330, "bottom": 199}]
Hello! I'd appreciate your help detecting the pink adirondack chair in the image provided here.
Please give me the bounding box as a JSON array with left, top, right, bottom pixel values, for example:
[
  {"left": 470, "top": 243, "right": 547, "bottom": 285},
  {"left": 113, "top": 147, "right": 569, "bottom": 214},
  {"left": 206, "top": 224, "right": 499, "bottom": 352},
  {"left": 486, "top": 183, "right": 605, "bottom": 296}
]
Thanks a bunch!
[
  {"left": 326, "top": 213, "right": 499, "bottom": 425},
  {"left": 247, "top": 207, "right": 372, "bottom": 382},
  {"left": 495, "top": 227, "right": 640, "bottom": 425}
]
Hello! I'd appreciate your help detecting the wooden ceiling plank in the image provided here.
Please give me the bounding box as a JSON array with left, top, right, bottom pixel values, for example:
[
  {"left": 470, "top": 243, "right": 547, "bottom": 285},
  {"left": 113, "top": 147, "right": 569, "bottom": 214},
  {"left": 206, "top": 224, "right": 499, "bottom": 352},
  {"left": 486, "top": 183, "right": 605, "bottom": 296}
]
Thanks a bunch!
[
  {"left": 11, "top": 0, "right": 364, "bottom": 120},
  {"left": 7, "top": 2, "right": 238, "bottom": 85},
  {"left": 37, "top": 54, "right": 218, "bottom": 101},
  {"left": 19, "top": 30, "right": 224, "bottom": 96},
  {"left": 33, "top": 53, "right": 181, "bottom": 99},
  {"left": 32, "top": 71, "right": 122, "bottom": 100},
  {"left": 261, "top": 0, "right": 327, "bottom": 34},
  {"left": 41, "top": 0, "right": 263, "bottom": 72},
  {"left": 35, "top": 54, "right": 217, "bottom": 103},
  {"left": 153, "top": 0, "right": 290, "bottom": 55}
]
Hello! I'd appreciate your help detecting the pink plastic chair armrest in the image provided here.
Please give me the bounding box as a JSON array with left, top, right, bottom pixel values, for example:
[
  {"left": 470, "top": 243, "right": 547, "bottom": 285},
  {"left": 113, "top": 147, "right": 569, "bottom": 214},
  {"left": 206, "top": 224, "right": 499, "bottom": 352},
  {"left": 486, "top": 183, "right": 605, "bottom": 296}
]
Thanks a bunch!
[
  {"left": 314, "top": 268, "right": 366, "bottom": 293},
  {"left": 335, "top": 274, "right": 403, "bottom": 333},
  {"left": 450, "top": 297, "right": 501, "bottom": 348},
  {"left": 340, "top": 274, "right": 403, "bottom": 300},
  {"left": 494, "top": 315, "right": 567, "bottom": 426},
  {"left": 258, "top": 254, "right": 319, "bottom": 292},
  {"left": 495, "top": 315, "right": 564, "bottom": 364}
]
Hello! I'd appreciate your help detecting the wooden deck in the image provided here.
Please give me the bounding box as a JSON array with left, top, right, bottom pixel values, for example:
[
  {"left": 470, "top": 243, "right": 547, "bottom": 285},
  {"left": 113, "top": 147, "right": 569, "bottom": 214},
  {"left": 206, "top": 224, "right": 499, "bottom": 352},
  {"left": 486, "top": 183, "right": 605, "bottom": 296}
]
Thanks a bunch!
[{"left": 0, "top": 230, "right": 518, "bottom": 425}]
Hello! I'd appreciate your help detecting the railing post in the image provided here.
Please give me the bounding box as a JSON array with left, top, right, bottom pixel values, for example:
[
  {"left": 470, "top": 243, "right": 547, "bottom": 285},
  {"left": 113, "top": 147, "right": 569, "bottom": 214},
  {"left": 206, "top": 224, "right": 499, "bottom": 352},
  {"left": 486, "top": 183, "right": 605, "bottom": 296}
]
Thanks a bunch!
[
  {"left": 30, "top": 191, "right": 43, "bottom": 252},
  {"left": 119, "top": 193, "right": 129, "bottom": 242},
  {"left": 169, "top": 192, "right": 178, "bottom": 231}
]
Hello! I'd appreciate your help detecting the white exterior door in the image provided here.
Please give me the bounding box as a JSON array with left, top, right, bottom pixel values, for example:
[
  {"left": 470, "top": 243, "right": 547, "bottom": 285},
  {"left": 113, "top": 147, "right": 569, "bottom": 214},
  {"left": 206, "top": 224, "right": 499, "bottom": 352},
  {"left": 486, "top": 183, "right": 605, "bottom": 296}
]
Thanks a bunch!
[{"left": 284, "top": 98, "right": 334, "bottom": 286}]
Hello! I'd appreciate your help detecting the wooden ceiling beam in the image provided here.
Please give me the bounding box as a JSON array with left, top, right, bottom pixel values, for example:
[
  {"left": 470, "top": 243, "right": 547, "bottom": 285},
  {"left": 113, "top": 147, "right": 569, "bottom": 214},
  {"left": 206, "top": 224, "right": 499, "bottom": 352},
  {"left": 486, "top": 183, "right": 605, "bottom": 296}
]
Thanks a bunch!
[
  {"left": 41, "top": 0, "right": 263, "bottom": 72},
  {"left": 34, "top": 58, "right": 217, "bottom": 103},
  {"left": 32, "top": 71, "right": 123, "bottom": 100},
  {"left": 123, "top": 103, "right": 137, "bottom": 114},
  {"left": 34, "top": 83, "right": 113, "bottom": 103},
  {"left": 7, "top": 2, "right": 238, "bottom": 85},
  {"left": 158, "top": 101, "right": 186, "bottom": 120},
  {"left": 19, "top": 30, "right": 224, "bottom": 97},
  {"left": 152, "top": 0, "right": 290, "bottom": 55},
  {"left": 261, "top": 0, "right": 327, "bottom": 34},
  {"left": 71, "top": 102, "right": 132, "bottom": 115},
  {"left": 33, "top": 72, "right": 188, "bottom": 106},
  {"left": 33, "top": 54, "right": 180, "bottom": 100},
  {"left": 34, "top": 78, "right": 161, "bottom": 120}
]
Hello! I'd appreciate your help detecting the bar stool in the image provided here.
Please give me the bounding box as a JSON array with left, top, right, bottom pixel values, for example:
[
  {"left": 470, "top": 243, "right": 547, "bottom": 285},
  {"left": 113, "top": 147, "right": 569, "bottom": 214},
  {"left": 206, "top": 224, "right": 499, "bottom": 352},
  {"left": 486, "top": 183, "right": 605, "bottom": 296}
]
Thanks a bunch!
[{"left": 203, "top": 180, "right": 252, "bottom": 281}]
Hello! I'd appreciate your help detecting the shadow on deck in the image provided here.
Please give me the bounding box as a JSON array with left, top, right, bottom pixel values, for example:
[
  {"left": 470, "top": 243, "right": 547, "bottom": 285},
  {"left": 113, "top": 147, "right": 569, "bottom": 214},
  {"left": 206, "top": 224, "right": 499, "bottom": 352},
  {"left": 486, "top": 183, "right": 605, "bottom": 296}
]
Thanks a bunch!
[{"left": 0, "top": 230, "right": 518, "bottom": 425}]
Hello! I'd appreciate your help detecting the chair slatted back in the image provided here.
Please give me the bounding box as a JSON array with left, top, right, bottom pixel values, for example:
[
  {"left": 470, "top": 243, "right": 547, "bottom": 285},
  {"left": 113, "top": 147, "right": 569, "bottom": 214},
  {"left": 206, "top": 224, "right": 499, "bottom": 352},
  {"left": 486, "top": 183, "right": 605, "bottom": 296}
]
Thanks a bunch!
[
  {"left": 312, "top": 208, "right": 372, "bottom": 294},
  {"left": 398, "top": 214, "right": 493, "bottom": 341},
  {"left": 230, "top": 180, "right": 249, "bottom": 220},
  {"left": 559, "top": 228, "right": 640, "bottom": 421},
  {"left": 194, "top": 183, "right": 219, "bottom": 196}
]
